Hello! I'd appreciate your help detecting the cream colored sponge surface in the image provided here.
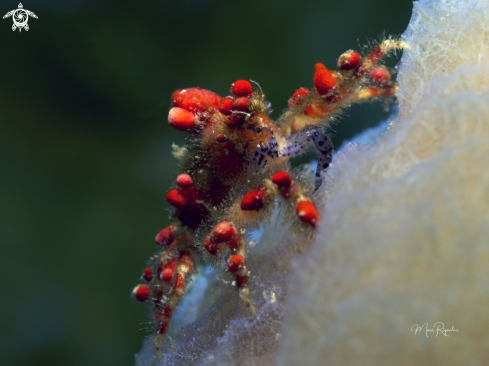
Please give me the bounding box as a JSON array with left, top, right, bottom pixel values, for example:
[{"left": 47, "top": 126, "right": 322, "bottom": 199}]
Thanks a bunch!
[{"left": 275, "top": 0, "right": 489, "bottom": 365}]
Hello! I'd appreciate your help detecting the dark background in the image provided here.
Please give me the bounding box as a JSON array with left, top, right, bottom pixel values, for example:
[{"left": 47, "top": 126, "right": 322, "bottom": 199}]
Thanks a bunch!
[{"left": 0, "top": 1, "right": 412, "bottom": 365}]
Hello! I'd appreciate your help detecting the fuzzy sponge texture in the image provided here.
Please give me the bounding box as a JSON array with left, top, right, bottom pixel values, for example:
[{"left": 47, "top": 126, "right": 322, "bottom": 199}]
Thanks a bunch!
[
  {"left": 275, "top": 0, "right": 489, "bottom": 365},
  {"left": 135, "top": 0, "right": 489, "bottom": 364}
]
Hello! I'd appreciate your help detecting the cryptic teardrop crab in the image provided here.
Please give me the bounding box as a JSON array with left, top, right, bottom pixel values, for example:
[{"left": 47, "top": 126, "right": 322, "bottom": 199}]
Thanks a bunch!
[{"left": 132, "top": 37, "right": 407, "bottom": 356}]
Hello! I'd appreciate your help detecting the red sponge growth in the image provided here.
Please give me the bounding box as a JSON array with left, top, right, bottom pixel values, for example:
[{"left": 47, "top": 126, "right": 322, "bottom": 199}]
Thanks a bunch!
[
  {"left": 166, "top": 188, "right": 188, "bottom": 209},
  {"left": 288, "top": 88, "right": 310, "bottom": 106},
  {"left": 181, "top": 187, "right": 202, "bottom": 204},
  {"left": 176, "top": 174, "right": 201, "bottom": 205},
  {"left": 210, "top": 221, "right": 238, "bottom": 243},
  {"left": 370, "top": 66, "right": 391, "bottom": 84},
  {"left": 176, "top": 174, "right": 193, "bottom": 189},
  {"left": 133, "top": 284, "right": 150, "bottom": 302},
  {"left": 233, "top": 97, "right": 250, "bottom": 112},
  {"left": 241, "top": 189, "right": 265, "bottom": 211},
  {"left": 219, "top": 97, "right": 234, "bottom": 115},
  {"left": 168, "top": 107, "right": 195, "bottom": 131},
  {"left": 171, "top": 87, "right": 222, "bottom": 113},
  {"left": 227, "top": 234, "right": 240, "bottom": 250},
  {"left": 228, "top": 254, "right": 245, "bottom": 273},
  {"left": 143, "top": 267, "right": 153, "bottom": 282},
  {"left": 296, "top": 200, "right": 319, "bottom": 227},
  {"left": 205, "top": 239, "right": 219, "bottom": 255},
  {"left": 313, "top": 63, "right": 337, "bottom": 95},
  {"left": 272, "top": 171, "right": 292, "bottom": 189},
  {"left": 231, "top": 80, "right": 253, "bottom": 97},
  {"left": 155, "top": 225, "right": 177, "bottom": 247},
  {"left": 160, "top": 259, "right": 176, "bottom": 282},
  {"left": 337, "top": 50, "right": 361, "bottom": 70}
]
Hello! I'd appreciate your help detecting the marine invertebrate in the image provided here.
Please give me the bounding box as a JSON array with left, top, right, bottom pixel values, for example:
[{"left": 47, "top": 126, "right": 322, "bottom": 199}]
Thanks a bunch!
[{"left": 132, "top": 37, "right": 407, "bottom": 356}]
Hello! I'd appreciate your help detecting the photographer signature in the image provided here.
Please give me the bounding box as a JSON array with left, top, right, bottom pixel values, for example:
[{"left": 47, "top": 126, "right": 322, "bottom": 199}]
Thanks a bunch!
[{"left": 411, "top": 322, "right": 459, "bottom": 337}]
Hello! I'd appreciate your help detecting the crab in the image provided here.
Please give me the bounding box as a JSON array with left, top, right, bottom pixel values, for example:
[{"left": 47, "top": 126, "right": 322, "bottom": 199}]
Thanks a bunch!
[{"left": 132, "top": 37, "right": 408, "bottom": 355}]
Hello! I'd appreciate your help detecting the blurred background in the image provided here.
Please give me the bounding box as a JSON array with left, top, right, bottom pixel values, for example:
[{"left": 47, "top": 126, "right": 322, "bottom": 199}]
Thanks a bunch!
[{"left": 0, "top": 0, "right": 412, "bottom": 365}]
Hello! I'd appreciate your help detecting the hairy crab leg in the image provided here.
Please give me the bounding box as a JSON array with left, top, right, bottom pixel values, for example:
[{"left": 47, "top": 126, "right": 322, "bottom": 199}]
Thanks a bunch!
[
  {"left": 205, "top": 222, "right": 256, "bottom": 313},
  {"left": 154, "top": 251, "right": 195, "bottom": 354},
  {"left": 355, "top": 39, "right": 408, "bottom": 78}
]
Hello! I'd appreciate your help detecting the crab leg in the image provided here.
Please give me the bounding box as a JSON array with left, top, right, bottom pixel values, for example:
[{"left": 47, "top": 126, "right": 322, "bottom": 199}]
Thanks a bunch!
[
  {"left": 252, "top": 135, "right": 279, "bottom": 169},
  {"left": 279, "top": 126, "right": 333, "bottom": 188},
  {"left": 205, "top": 222, "right": 255, "bottom": 313},
  {"left": 355, "top": 39, "right": 408, "bottom": 77},
  {"left": 154, "top": 251, "right": 195, "bottom": 350},
  {"left": 227, "top": 235, "right": 255, "bottom": 314}
]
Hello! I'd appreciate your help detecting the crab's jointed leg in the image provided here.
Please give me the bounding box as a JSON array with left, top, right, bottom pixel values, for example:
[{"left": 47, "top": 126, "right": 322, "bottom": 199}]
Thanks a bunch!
[
  {"left": 205, "top": 222, "right": 256, "bottom": 313},
  {"left": 153, "top": 250, "right": 196, "bottom": 354},
  {"left": 280, "top": 126, "right": 333, "bottom": 189}
]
